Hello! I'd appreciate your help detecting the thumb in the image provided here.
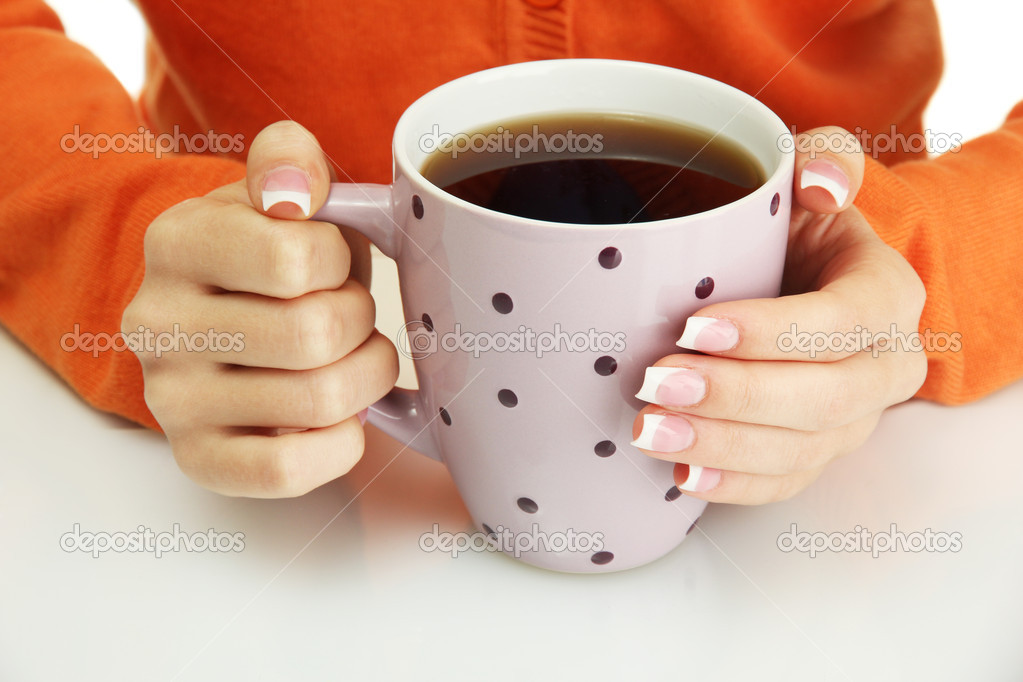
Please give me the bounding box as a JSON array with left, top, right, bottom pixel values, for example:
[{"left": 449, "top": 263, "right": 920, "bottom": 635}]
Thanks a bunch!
[
  {"left": 793, "top": 126, "right": 865, "bottom": 214},
  {"left": 246, "top": 120, "right": 334, "bottom": 220}
]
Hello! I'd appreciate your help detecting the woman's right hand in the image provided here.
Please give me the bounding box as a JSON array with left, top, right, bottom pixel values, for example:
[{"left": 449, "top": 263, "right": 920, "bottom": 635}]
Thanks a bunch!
[{"left": 122, "top": 121, "right": 398, "bottom": 497}]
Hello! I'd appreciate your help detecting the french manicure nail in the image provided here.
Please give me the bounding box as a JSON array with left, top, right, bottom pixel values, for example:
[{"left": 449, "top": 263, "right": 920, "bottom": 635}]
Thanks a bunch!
[
  {"left": 630, "top": 413, "right": 694, "bottom": 453},
  {"left": 262, "top": 165, "right": 312, "bottom": 216},
  {"left": 677, "top": 464, "right": 721, "bottom": 493},
  {"left": 635, "top": 366, "right": 706, "bottom": 407},
  {"left": 800, "top": 159, "right": 849, "bottom": 208},
  {"left": 677, "top": 317, "right": 739, "bottom": 352}
]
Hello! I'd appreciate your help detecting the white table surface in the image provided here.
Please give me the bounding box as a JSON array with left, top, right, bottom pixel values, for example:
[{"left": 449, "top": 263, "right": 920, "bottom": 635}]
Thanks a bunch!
[{"left": 2, "top": 251, "right": 1023, "bottom": 682}]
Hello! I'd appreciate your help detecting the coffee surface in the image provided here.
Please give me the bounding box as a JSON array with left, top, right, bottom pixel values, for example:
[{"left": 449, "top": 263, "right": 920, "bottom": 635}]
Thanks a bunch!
[{"left": 421, "top": 112, "right": 765, "bottom": 224}]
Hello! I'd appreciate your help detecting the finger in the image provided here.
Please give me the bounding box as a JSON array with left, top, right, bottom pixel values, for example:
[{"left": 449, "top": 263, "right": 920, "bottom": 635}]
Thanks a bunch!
[
  {"left": 793, "top": 126, "right": 864, "bottom": 213},
  {"left": 151, "top": 192, "right": 352, "bottom": 298},
  {"left": 634, "top": 348, "right": 926, "bottom": 430},
  {"left": 675, "top": 213, "right": 926, "bottom": 361},
  {"left": 238, "top": 121, "right": 371, "bottom": 291},
  {"left": 246, "top": 120, "right": 334, "bottom": 220},
  {"left": 197, "top": 281, "right": 376, "bottom": 370},
  {"left": 671, "top": 462, "right": 826, "bottom": 505},
  {"left": 153, "top": 331, "right": 398, "bottom": 430},
  {"left": 631, "top": 404, "right": 882, "bottom": 475},
  {"left": 169, "top": 417, "right": 367, "bottom": 498}
]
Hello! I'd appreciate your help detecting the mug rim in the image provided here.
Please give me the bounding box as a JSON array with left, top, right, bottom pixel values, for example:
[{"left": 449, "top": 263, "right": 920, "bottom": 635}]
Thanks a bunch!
[{"left": 392, "top": 58, "right": 794, "bottom": 230}]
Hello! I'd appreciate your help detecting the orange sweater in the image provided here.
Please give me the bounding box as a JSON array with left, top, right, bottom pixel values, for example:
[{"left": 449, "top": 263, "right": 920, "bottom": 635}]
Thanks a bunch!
[{"left": 0, "top": 0, "right": 1020, "bottom": 432}]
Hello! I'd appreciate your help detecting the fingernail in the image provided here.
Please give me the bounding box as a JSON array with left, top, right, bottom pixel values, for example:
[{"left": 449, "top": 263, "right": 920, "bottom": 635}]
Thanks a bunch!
[
  {"left": 800, "top": 159, "right": 849, "bottom": 208},
  {"left": 357, "top": 408, "right": 369, "bottom": 425},
  {"left": 262, "top": 165, "right": 312, "bottom": 216},
  {"left": 635, "top": 366, "right": 706, "bottom": 407},
  {"left": 676, "top": 464, "right": 721, "bottom": 493},
  {"left": 677, "top": 317, "right": 739, "bottom": 352},
  {"left": 630, "top": 413, "right": 694, "bottom": 453}
]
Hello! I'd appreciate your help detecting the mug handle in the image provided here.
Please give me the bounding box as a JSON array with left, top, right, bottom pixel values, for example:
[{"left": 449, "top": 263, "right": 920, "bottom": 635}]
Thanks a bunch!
[{"left": 311, "top": 183, "right": 443, "bottom": 462}]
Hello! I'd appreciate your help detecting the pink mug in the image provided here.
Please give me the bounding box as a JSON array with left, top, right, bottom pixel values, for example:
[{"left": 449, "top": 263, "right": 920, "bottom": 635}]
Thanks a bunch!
[{"left": 313, "top": 59, "right": 794, "bottom": 572}]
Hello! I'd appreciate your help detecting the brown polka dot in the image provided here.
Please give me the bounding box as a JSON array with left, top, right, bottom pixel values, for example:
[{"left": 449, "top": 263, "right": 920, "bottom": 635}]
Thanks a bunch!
[
  {"left": 594, "top": 356, "right": 617, "bottom": 376},
  {"left": 695, "top": 277, "right": 714, "bottom": 299},
  {"left": 598, "top": 247, "right": 622, "bottom": 269},
  {"left": 517, "top": 497, "right": 538, "bottom": 513}
]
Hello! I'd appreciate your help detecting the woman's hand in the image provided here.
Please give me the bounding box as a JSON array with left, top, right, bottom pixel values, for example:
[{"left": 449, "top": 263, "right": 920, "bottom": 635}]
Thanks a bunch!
[
  {"left": 122, "top": 121, "right": 398, "bottom": 498},
  {"left": 631, "top": 127, "right": 928, "bottom": 504}
]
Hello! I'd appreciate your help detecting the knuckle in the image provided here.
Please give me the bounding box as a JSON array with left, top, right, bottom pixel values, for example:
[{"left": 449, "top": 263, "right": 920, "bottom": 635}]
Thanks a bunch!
[
  {"left": 808, "top": 384, "right": 850, "bottom": 431},
  {"left": 257, "top": 442, "right": 309, "bottom": 497},
  {"left": 901, "top": 263, "right": 927, "bottom": 318},
  {"left": 781, "top": 437, "right": 821, "bottom": 473},
  {"left": 142, "top": 215, "right": 174, "bottom": 269},
  {"left": 875, "top": 247, "right": 926, "bottom": 317},
  {"left": 901, "top": 350, "right": 929, "bottom": 400},
  {"left": 259, "top": 425, "right": 364, "bottom": 497},
  {"left": 717, "top": 421, "right": 766, "bottom": 474},
  {"left": 290, "top": 297, "right": 341, "bottom": 366},
  {"left": 365, "top": 331, "right": 401, "bottom": 394},
  {"left": 912, "top": 350, "right": 929, "bottom": 388},
  {"left": 732, "top": 472, "right": 786, "bottom": 505},
  {"left": 265, "top": 223, "right": 316, "bottom": 297},
  {"left": 733, "top": 369, "right": 765, "bottom": 421},
  {"left": 143, "top": 199, "right": 198, "bottom": 268},
  {"left": 168, "top": 435, "right": 214, "bottom": 488},
  {"left": 335, "top": 426, "right": 366, "bottom": 477},
  {"left": 732, "top": 368, "right": 769, "bottom": 421},
  {"left": 296, "top": 369, "right": 348, "bottom": 427},
  {"left": 121, "top": 291, "right": 160, "bottom": 329},
  {"left": 142, "top": 377, "right": 189, "bottom": 429},
  {"left": 120, "top": 297, "right": 142, "bottom": 338},
  {"left": 121, "top": 300, "right": 160, "bottom": 361},
  {"left": 828, "top": 292, "right": 862, "bottom": 338},
  {"left": 772, "top": 471, "right": 816, "bottom": 503}
]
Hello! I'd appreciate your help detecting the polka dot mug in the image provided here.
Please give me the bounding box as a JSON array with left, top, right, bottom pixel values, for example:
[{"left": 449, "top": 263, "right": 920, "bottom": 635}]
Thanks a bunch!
[{"left": 313, "top": 59, "right": 794, "bottom": 572}]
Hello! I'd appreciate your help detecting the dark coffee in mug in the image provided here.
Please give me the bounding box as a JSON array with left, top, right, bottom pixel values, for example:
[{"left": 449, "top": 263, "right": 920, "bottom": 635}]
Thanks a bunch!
[{"left": 421, "top": 112, "right": 766, "bottom": 224}]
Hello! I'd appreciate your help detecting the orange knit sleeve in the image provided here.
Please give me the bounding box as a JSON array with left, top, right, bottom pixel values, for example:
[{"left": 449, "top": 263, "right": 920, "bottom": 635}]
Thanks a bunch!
[
  {"left": 0, "top": 2, "right": 245, "bottom": 429},
  {"left": 854, "top": 101, "right": 1023, "bottom": 404}
]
